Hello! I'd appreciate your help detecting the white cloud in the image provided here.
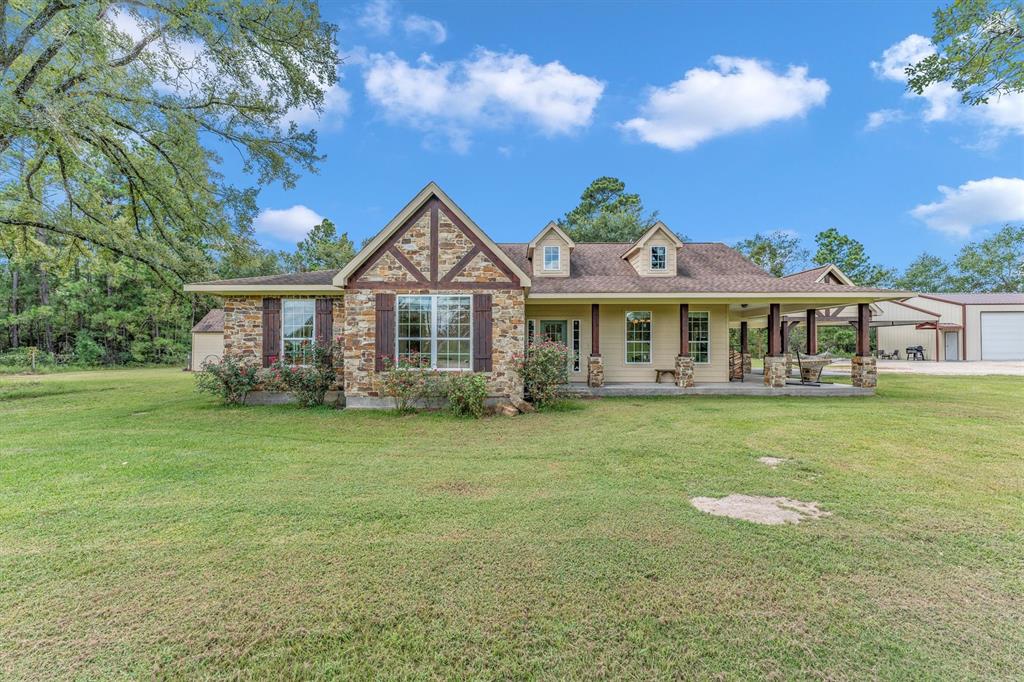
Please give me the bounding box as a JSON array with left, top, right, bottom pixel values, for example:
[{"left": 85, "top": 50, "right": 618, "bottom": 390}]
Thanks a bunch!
[
  {"left": 403, "top": 15, "right": 446, "bottom": 44},
  {"left": 363, "top": 49, "right": 604, "bottom": 150},
  {"left": 618, "top": 56, "right": 829, "bottom": 151},
  {"left": 358, "top": 0, "right": 394, "bottom": 35},
  {"left": 864, "top": 108, "right": 906, "bottom": 131},
  {"left": 871, "top": 35, "right": 1024, "bottom": 140},
  {"left": 253, "top": 205, "right": 326, "bottom": 241},
  {"left": 910, "top": 177, "right": 1024, "bottom": 237},
  {"left": 871, "top": 34, "right": 934, "bottom": 81}
]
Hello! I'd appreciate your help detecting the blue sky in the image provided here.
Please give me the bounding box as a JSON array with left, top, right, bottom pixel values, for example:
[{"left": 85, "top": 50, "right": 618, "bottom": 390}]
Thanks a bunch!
[{"left": 245, "top": 0, "right": 1024, "bottom": 271}]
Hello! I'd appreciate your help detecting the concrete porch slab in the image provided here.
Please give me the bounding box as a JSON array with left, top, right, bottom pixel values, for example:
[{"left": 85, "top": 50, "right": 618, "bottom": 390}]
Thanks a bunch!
[{"left": 566, "top": 380, "right": 873, "bottom": 398}]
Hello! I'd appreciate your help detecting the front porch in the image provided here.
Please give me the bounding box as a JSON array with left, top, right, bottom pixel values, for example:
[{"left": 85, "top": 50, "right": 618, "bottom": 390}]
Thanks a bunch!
[{"left": 566, "top": 376, "right": 873, "bottom": 398}]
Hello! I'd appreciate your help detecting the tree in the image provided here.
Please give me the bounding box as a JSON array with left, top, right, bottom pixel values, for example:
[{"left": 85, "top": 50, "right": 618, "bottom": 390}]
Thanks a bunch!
[
  {"left": 559, "top": 177, "right": 661, "bottom": 242},
  {"left": 954, "top": 224, "right": 1024, "bottom": 291},
  {"left": 907, "top": 0, "right": 1024, "bottom": 106},
  {"left": 734, "top": 231, "right": 809, "bottom": 276},
  {"left": 0, "top": 1, "right": 340, "bottom": 292},
  {"left": 894, "top": 253, "right": 958, "bottom": 292},
  {"left": 812, "top": 228, "right": 896, "bottom": 286},
  {"left": 283, "top": 219, "right": 355, "bottom": 272}
]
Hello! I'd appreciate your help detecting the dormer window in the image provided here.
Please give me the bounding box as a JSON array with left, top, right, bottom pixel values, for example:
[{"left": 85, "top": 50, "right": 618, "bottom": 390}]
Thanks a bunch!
[
  {"left": 544, "top": 245, "right": 561, "bottom": 271},
  {"left": 650, "top": 246, "right": 667, "bottom": 271}
]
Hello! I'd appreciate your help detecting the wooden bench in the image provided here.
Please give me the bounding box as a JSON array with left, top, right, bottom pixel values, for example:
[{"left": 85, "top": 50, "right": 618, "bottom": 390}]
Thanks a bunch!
[{"left": 655, "top": 368, "right": 677, "bottom": 383}]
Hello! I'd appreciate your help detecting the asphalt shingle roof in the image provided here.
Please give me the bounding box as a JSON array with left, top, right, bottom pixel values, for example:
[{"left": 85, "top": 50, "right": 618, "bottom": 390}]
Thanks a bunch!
[
  {"left": 192, "top": 308, "right": 224, "bottom": 333},
  {"left": 190, "top": 270, "right": 339, "bottom": 286},
  {"left": 923, "top": 293, "right": 1024, "bottom": 305}
]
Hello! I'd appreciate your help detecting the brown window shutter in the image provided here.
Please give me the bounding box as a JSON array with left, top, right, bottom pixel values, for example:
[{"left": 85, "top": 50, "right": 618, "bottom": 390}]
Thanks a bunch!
[
  {"left": 473, "top": 293, "right": 492, "bottom": 372},
  {"left": 315, "top": 298, "right": 333, "bottom": 347},
  {"left": 262, "top": 297, "right": 281, "bottom": 367},
  {"left": 374, "top": 293, "right": 395, "bottom": 371}
]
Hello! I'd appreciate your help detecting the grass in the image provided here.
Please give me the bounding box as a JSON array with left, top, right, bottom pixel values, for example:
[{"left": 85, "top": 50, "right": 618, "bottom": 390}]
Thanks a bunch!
[{"left": 1, "top": 369, "right": 1022, "bottom": 679}]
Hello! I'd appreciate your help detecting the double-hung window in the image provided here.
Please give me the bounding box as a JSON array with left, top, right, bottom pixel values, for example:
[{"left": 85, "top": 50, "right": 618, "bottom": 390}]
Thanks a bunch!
[
  {"left": 650, "top": 245, "right": 667, "bottom": 271},
  {"left": 625, "top": 311, "right": 652, "bottom": 364},
  {"left": 397, "top": 295, "right": 471, "bottom": 369},
  {"left": 688, "top": 311, "right": 710, "bottom": 363},
  {"left": 543, "top": 245, "right": 560, "bottom": 271},
  {"left": 282, "top": 299, "right": 316, "bottom": 365}
]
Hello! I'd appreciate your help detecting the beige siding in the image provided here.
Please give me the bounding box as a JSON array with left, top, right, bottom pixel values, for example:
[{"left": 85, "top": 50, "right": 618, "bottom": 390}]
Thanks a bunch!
[
  {"left": 877, "top": 326, "right": 940, "bottom": 360},
  {"left": 627, "top": 227, "right": 677, "bottom": 277},
  {"left": 525, "top": 304, "right": 591, "bottom": 379},
  {"left": 191, "top": 332, "right": 224, "bottom": 370},
  {"left": 598, "top": 303, "right": 729, "bottom": 383},
  {"left": 532, "top": 232, "right": 571, "bottom": 278}
]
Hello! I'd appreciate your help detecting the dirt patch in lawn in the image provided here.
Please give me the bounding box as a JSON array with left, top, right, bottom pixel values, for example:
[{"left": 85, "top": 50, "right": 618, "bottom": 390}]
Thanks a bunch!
[
  {"left": 691, "top": 494, "right": 830, "bottom": 525},
  {"left": 758, "top": 456, "right": 786, "bottom": 467}
]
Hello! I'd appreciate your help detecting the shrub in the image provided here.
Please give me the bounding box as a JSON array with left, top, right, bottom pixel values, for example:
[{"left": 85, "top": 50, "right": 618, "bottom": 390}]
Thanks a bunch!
[
  {"left": 445, "top": 372, "right": 487, "bottom": 418},
  {"left": 279, "top": 344, "right": 335, "bottom": 407},
  {"left": 378, "top": 354, "right": 441, "bottom": 413},
  {"left": 515, "top": 339, "right": 570, "bottom": 408},
  {"left": 73, "top": 332, "right": 104, "bottom": 365},
  {"left": 195, "top": 357, "right": 260, "bottom": 405}
]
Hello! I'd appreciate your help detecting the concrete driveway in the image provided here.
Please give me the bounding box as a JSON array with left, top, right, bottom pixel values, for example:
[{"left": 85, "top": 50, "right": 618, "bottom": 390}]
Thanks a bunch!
[{"left": 828, "top": 360, "right": 1024, "bottom": 376}]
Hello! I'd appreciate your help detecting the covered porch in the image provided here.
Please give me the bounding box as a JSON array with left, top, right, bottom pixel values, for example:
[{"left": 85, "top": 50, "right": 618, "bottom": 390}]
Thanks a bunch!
[{"left": 526, "top": 295, "right": 898, "bottom": 395}]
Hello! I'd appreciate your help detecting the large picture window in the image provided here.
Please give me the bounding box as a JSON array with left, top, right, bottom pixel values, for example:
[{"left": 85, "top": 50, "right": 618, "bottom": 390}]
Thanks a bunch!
[
  {"left": 625, "top": 311, "right": 652, "bottom": 364},
  {"left": 688, "top": 311, "right": 710, "bottom": 363},
  {"left": 282, "top": 299, "right": 316, "bottom": 365},
  {"left": 397, "top": 295, "right": 471, "bottom": 369}
]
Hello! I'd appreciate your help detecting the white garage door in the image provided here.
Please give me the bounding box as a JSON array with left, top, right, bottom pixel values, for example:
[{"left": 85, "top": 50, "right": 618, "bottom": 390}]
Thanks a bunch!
[{"left": 981, "top": 312, "right": 1024, "bottom": 360}]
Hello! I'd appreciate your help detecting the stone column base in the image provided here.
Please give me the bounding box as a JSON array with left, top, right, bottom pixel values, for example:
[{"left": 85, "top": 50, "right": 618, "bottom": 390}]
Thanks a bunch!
[
  {"left": 851, "top": 355, "right": 877, "bottom": 388},
  {"left": 675, "top": 355, "right": 695, "bottom": 388},
  {"left": 728, "top": 350, "right": 743, "bottom": 381},
  {"left": 587, "top": 355, "right": 604, "bottom": 388},
  {"left": 764, "top": 355, "right": 787, "bottom": 388},
  {"left": 742, "top": 352, "right": 752, "bottom": 375},
  {"left": 785, "top": 352, "right": 794, "bottom": 377}
]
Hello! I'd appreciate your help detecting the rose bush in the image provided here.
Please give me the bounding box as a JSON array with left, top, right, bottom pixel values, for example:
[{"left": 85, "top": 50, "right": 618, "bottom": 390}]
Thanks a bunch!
[{"left": 515, "top": 339, "right": 570, "bottom": 408}]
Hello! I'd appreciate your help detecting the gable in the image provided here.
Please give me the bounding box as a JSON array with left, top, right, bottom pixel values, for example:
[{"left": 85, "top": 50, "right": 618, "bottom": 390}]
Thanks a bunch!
[{"left": 340, "top": 183, "right": 526, "bottom": 289}]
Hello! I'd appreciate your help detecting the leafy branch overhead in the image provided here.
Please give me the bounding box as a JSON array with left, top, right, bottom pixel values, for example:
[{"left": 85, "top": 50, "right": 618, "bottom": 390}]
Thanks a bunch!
[{"left": 0, "top": 0, "right": 340, "bottom": 290}]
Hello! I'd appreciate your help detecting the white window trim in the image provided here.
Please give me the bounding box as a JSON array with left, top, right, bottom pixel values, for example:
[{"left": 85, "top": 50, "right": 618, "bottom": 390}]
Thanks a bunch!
[
  {"left": 543, "top": 245, "right": 561, "bottom": 271},
  {"left": 650, "top": 245, "right": 667, "bottom": 271},
  {"left": 281, "top": 298, "right": 316, "bottom": 366},
  {"left": 395, "top": 294, "right": 473, "bottom": 371},
  {"left": 572, "top": 319, "right": 581, "bottom": 372},
  {"left": 625, "top": 311, "right": 653, "bottom": 365},
  {"left": 688, "top": 310, "right": 711, "bottom": 365}
]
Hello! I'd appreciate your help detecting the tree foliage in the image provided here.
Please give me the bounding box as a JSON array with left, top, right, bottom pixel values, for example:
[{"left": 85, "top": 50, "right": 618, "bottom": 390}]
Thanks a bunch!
[
  {"left": 734, "top": 231, "right": 809, "bottom": 277},
  {"left": 954, "top": 224, "right": 1024, "bottom": 291},
  {"left": 0, "top": 0, "right": 340, "bottom": 289},
  {"left": 812, "top": 228, "right": 896, "bottom": 286},
  {"left": 894, "top": 253, "right": 957, "bottom": 292},
  {"left": 282, "top": 219, "right": 355, "bottom": 272},
  {"left": 559, "top": 176, "right": 661, "bottom": 242},
  {"left": 907, "top": 0, "right": 1024, "bottom": 105}
]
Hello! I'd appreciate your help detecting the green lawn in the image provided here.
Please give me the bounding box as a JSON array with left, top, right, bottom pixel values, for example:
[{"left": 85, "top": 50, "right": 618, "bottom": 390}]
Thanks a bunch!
[{"left": 1, "top": 369, "right": 1022, "bottom": 679}]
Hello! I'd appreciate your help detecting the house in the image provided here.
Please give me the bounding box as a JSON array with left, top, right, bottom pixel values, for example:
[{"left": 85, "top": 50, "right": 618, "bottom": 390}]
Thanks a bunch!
[
  {"left": 874, "top": 294, "right": 1024, "bottom": 361},
  {"left": 184, "top": 183, "right": 915, "bottom": 406},
  {"left": 189, "top": 308, "right": 224, "bottom": 371}
]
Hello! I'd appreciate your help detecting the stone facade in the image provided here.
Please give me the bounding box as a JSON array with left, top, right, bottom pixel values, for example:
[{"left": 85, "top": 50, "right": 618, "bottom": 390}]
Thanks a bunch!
[
  {"left": 437, "top": 214, "right": 474, "bottom": 278},
  {"left": 223, "top": 296, "right": 262, "bottom": 364},
  {"left": 851, "top": 355, "right": 877, "bottom": 388},
  {"left": 360, "top": 251, "right": 420, "bottom": 282},
  {"left": 396, "top": 214, "right": 431, "bottom": 277},
  {"left": 452, "top": 251, "right": 511, "bottom": 283},
  {"left": 785, "top": 352, "right": 794, "bottom": 377},
  {"left": 728, "top": 350, "right": 744, "bottom": 380},
  {"left": 587, "top": 355, "right": 604, "bottom": 388},
  {"left": 742, "top": 352, "right": 752, "bottom": 375},
  {"left": 763, "top": 355, "right": 787, "bottom": 388},
  {"left": 331, "top": 297, "right": 345, "bottom": 390},
  {"left": 675, "top": 355, "right": 695, "bottom": 388},
  {"left": 342, "top": 287, "right": 524, "bottom": 399}
]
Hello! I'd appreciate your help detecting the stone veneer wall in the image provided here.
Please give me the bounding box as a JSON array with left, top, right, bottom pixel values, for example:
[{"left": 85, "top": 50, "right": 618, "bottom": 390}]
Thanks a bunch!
[
  {"left": 343, "top": 288, "right": 525, "bottom": 399},
  {"left": 223, "top": 296, "right": 262, "bottom": 363},
  {"left": 763, "top": 355, "right": 787, "bottom": 388},
  {"left": 851, "top": 355, "right": 877, "bottom": 388}
]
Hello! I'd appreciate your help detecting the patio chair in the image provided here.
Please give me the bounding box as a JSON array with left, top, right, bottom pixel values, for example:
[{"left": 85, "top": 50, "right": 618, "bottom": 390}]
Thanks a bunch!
[{"left": 793, "top": 351, "right": 834, "bottom": 386}]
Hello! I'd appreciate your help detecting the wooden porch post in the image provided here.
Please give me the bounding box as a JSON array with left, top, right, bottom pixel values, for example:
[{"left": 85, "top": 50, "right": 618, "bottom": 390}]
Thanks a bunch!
[
  {"left": 767, "top": 303, "right": 781, "bottom": 356},
  {"left": 678, "top": 303, "right": 690, "bottom": 357},
  {"left": 806, "top": 309, "right": 817, "bottom": 355},
  {"left": 781, "top": 318, "right": 792, "bottom": 353},
  {"left": 740, "top": 320, "right": 748, "bottom": 354},
  {"left": 856, "top": 303, "right": 871, "bottom": 357},
  {"left": 591, "top": 303, "right": 600, "bottom": 356}
]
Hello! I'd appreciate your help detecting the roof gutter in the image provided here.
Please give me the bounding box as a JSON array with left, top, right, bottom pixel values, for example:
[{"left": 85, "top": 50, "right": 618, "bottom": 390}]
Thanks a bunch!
[{"left": 183, "top": 284, "right": 342, "bottom": 294}]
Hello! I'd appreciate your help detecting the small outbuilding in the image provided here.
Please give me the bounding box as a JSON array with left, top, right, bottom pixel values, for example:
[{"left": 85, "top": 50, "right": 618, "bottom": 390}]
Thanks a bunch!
[{"left": 189, "top": 308, "right": 224, "bottom": 371}]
